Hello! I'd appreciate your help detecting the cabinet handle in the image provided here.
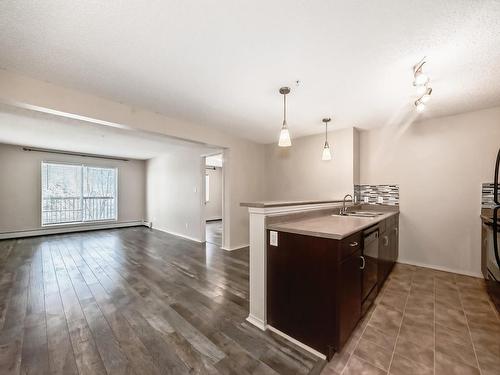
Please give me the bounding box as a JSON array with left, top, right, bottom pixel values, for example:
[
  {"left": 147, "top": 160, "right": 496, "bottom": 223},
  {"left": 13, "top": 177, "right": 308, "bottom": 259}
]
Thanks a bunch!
[
  {"left": 349, "top": 241, "right": 359, "bottom": 247},
  {"left": 383, "top": 235, "right": 389, "bottom": 246},
  {"left": 360, "top": 256, "right": 366, "bottom": 270},
  {"left": 394, "top": 227, "right": 398, "bottom": 236}
]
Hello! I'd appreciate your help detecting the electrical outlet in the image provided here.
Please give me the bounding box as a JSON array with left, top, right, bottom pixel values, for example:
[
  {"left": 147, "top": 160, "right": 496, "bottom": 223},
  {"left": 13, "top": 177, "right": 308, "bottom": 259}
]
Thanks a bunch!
[
  {"left": 269, "top": 231, "right": 278, "bottom": 246},
  {"left": 364, "top": 196, "right": 369, "bottom": 203},
  {"left": 377, "top": 196, "right": 383, "bottom": 204}
]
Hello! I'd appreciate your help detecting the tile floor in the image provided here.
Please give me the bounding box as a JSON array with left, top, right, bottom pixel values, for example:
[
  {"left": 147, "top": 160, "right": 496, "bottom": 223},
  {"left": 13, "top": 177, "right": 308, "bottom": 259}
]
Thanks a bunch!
[{"left": 321, "top": 264, "right": 500, "bottom": 375}]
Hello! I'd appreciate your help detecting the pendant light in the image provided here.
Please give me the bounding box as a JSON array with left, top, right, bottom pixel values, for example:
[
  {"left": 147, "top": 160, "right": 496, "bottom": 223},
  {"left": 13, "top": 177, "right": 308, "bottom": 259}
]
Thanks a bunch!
[
  {"left": 322, "top": 118, "right": 332, "bottom": 161},
  {"left": 278, "top": 87, "right": 291, "bottom": 147}
]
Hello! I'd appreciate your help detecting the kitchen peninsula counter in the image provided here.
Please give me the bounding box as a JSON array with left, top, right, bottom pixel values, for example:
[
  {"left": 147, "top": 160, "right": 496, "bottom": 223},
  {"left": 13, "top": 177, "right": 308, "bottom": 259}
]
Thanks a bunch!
[{"left": 267, "top": 210, "right": 398, "bottom": 240}]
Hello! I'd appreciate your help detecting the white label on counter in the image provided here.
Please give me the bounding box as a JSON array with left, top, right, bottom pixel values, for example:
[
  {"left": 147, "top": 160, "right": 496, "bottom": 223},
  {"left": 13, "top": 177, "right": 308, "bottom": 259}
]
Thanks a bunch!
[{"left": 270, "top": 231, "right": 278, "bottom": 246}]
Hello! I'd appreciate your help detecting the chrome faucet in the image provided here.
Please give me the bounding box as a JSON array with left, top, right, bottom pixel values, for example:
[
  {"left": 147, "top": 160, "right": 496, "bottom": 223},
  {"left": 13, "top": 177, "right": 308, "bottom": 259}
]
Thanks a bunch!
[{"left": 341, "top": 194, "right": 353, "bottom": 215}]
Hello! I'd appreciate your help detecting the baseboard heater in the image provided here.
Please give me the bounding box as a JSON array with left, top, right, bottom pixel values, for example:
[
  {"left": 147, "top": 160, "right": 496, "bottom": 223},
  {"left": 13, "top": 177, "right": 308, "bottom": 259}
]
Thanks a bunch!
[{"left": 0, "top": 221, "right": 151, "bottom": 240}]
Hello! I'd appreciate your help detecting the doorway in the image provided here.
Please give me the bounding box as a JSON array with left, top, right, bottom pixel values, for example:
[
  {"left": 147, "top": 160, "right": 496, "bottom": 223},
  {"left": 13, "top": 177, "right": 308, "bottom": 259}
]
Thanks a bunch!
[{"left": 204, "top": 153, "right": 223, "bottom": 246}]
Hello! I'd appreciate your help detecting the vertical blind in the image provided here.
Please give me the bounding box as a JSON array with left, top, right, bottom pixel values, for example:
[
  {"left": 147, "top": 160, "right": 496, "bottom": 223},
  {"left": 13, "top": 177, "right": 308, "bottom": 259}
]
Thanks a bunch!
[{"left": 41, "top": 162, "right": 117, "bottom": 225}]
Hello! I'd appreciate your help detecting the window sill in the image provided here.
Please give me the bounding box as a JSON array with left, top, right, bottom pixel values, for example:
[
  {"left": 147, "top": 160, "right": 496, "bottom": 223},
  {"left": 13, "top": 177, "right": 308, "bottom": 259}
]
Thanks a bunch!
[{"left": 41, "top": 219, "right": 118, "bottom": 228}]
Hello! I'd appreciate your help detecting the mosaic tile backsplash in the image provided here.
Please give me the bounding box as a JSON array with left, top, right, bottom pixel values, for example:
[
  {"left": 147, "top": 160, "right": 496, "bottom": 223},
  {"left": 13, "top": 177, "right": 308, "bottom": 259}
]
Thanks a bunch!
[
  {"left": 354, "top": 184, "right": 399, "bottom": 206},
  {"left": 482, "top": 183, "right": 497, "bottom": 208}
]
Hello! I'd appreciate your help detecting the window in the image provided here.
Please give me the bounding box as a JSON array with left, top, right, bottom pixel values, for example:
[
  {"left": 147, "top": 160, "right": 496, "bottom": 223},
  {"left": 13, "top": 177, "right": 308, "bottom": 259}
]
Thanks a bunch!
[
  {"left": 42, "top": 162, "right": 117, "bottom": 225},
  {"left": 205, "top": 173, "right": 210, "bottom": 202}
]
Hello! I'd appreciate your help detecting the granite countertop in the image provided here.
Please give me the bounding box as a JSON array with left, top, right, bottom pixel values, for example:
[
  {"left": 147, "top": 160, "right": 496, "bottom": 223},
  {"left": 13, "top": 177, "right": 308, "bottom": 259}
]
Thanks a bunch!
[
  {"left": 240, "top": 199, "right": 345, "bottom": 208},
  {"left": 267, "top": 210, "right": 398, "bottom": 240}
]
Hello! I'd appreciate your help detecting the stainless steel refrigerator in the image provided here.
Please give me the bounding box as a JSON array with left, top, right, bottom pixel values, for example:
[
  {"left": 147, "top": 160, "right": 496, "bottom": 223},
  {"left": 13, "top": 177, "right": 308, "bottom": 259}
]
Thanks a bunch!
[{"left": 485, "top": 148, "right": 500, "bottom": 310}]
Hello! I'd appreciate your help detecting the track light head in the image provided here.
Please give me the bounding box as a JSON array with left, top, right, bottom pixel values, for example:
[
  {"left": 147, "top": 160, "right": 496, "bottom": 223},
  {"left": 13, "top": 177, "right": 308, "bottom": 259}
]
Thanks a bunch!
[
  {"left": 415, "top": 99, "right": 426, "bottom": 113},
  {"left": 413, "top": 58, "right": 429, "bottom": 86}
]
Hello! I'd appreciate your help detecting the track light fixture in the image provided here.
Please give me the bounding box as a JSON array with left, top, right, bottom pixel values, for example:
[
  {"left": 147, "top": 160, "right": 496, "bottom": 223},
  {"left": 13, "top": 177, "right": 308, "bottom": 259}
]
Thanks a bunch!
[{"left": 413, "top": 58, "right": 433, "bottom": 112}]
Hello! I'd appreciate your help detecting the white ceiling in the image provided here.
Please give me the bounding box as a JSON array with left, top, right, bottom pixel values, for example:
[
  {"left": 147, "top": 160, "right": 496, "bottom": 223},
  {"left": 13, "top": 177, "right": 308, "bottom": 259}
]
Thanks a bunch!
[
  {"left": 0, "top": 104, "right": 219, "bottom": 159},
  {"left": 1, "top": 1, "right": 499, "bottom": 144}
]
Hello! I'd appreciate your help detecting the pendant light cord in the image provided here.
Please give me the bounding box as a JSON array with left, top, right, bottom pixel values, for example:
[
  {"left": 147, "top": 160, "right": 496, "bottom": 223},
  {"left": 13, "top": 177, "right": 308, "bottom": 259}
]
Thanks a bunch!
[
  {"left": 283, "top": 93, "right": 287, "bottom": 125},
  {"left": 325, "top": 122, "right": 328, "bottom": 143}
]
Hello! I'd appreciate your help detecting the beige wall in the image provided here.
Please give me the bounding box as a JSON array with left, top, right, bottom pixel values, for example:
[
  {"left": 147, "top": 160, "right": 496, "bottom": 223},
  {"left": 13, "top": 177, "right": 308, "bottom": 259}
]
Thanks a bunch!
[
  {"left": 360, "top": 106, "right": 500, "bottom": 276},
  {"left": 146, "top": 151, "right": 204, "bottom": 241},
  {"left": 0, "top": 143, "right": 146, "bottom": 234},
  {"left": 265, "top": 127, "right": 357, "bottom": 200},
  {"left": 205, "top": 167, "right": 223, "bottom": 221},
  {"left": 0, "top": 70, "right": 266, "bottom": 249}
]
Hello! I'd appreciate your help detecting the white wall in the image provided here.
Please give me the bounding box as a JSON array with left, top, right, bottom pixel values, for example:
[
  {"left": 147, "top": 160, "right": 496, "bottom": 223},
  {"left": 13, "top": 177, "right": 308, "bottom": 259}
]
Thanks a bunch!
[
  {"left": 0, "top": 70, "right": 266, "bottom": 249},
  {"left": 360, "top": 106, "right": 500, "bottom": 277},
  {"left": 265, "top": 127, "right": 357, "bottom": 200},
  {"left": 146, "top": 151, "right": 204, "bottom": 242},
  {"left": 0, "top": 143, "right": 146, "bottom": 234},
  {"left": 205, "top": 167, "right": 223, "bottom": 221}
]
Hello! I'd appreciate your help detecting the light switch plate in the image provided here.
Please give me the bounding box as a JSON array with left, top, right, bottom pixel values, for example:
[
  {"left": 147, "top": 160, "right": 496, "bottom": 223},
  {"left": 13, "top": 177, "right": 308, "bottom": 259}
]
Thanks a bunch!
[{"left": 269, "top": 231, "right": 278, "bottom": 246}]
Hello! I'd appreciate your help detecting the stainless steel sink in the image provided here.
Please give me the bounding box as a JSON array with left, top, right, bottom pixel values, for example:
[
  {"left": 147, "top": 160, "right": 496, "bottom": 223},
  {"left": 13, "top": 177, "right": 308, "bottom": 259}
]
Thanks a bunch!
[{"left": 333, "top": 211, "right": 384, "bottom": 218}]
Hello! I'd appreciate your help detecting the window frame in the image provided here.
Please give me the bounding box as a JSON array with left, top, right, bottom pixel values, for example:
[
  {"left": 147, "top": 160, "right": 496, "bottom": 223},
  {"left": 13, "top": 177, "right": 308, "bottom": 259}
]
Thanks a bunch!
[
  {"left": 40, "top": 161, "right": 119, "bottom": 227},
  {"left": 205, "top": 173, "right": 210, "bottom": 203}
]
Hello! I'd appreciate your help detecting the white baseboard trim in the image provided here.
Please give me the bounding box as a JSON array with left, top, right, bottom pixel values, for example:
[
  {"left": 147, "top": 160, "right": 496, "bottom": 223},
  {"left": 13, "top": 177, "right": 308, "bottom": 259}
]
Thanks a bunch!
[
  {"left": 221, "top": 243, "right": 249, "bottom": 251},
  {"left": 0, "top": 221, "right": 146, "bottom": 240},
  {"left": 245, "top": 314, "right": 266, "bottom": 331},
  {"left": 397, "top": 259, "right": 483, "bottom": 278},
  {"left": 266, "top": 325, "right": 327, "bottom": 360},
  {"left": 245, "top": 315, "right": 326, "bottom": 360},
  {"left": 152, "top": 227, "right": 203, "bottom": 243}
]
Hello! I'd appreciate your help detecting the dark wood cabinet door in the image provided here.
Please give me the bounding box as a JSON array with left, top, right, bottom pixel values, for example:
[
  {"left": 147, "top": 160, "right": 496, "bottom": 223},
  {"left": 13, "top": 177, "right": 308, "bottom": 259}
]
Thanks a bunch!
[
  {"left": 379, "top": 231, "right": 391, "bottom": 283},
  {"left": 267, "top": 231, "right": 336, "bottom": 355},
  {"left": 387, "top": 215, "right": 399, "bottom": 270},
  {"left": 338, "top": 249, "right": 362, "bottom": 348},
  {"left": 388, "top": 230, "right": 396, "bottom": 273},
  {"left": 391, "top": 223, "right": 399, "bottom": 263}
]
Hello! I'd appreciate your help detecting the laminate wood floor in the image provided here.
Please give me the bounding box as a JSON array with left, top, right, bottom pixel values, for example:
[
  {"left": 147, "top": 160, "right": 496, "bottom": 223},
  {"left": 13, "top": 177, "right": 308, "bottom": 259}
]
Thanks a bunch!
[
  {"left": 0, "top": 227, "right": 324, "bottom": 375},
  {"left": 206, "top": 220, "right": 222, "bottom": 247}
]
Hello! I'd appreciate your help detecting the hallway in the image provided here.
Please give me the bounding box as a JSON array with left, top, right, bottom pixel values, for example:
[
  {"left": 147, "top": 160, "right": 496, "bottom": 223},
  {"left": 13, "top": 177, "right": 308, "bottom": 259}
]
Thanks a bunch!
[{"left": 206, "top": 220, "right": 223, "bottom": 246}]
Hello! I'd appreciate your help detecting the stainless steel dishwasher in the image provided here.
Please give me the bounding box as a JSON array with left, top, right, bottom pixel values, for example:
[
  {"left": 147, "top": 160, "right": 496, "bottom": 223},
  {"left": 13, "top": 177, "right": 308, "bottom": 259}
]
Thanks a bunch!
[{"left": 361, "top": 228, "right": 379, "bottom": 314}]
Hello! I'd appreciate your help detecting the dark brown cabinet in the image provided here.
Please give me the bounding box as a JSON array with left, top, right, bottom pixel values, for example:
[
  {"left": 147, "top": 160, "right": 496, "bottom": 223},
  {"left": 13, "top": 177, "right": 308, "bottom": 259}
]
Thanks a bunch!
[
  {"left": 267, "top": 230, "right": 362, "bottom": 359},
  {"left": 338, "top": 249, "right": 362, "bottom": 347},
  {"left": 267, "top": 231, "right": 338, "bottom": 357},
  {"left": 378, "top": 214, "right": 399, "bottom": 285},
  {"left": 266, "top": 213, "right": 398, "bottom": 359}
]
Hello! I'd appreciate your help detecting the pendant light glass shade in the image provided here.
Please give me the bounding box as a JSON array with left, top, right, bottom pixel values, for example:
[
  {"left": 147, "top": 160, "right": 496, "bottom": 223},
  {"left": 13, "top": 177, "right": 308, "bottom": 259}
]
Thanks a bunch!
[
  {"left": 322, "top": 142, "right": 332, "bottom": 161},
  {"left": 279, "top": 124, "right": 291, "bottom": 147},
  {"left": 278, "top": 87, "right": 291, "bottom": 147}
]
